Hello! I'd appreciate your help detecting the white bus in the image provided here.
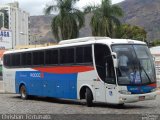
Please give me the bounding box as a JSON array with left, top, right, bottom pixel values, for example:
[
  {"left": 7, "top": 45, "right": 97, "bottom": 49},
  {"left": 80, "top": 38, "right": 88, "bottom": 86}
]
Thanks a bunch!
[{"left": 3, "top": 37, "right": 157, "bottom": 106}]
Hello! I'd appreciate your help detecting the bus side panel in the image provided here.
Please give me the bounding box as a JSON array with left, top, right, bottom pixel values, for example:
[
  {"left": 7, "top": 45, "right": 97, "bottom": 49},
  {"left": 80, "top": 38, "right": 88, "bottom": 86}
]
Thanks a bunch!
[
  {"left": 3, "top": 67, "right": 16, "bottom": 93},
  {"left": 15, "top": 71, "right": 43, "bottom": 96},
  {"left": 43, "top": 73, "right": 77, "bottom": 99},
  {"left": 16, "top": 71, "right": 78, "bottom": 99},
  {"left": 77, "top": 70, "right": 98, "bottom": 100}
]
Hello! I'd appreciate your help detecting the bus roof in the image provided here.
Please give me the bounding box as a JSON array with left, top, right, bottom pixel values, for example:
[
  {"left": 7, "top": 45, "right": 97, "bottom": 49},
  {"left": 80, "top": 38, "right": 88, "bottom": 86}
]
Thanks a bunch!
[
  {"left": 59, "top": 37, "right": 110, "bottom": 45},
  {"left": 4, "top": 37, "right": 146, "bottom": 54}
]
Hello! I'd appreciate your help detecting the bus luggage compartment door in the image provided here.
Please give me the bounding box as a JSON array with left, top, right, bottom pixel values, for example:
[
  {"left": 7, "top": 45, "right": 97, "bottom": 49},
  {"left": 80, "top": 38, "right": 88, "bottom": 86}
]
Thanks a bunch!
[
  {"left": 93, "top": 80, "right": 106, "bottom": 102},
  {"left": 105, "top": 84, "right": 119, "bottom": 103}
]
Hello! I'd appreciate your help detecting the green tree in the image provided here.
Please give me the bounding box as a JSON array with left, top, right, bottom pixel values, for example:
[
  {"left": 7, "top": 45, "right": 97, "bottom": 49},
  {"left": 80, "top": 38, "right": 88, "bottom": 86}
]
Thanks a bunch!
[
  {"left": 44, "top": 0, "right": 84, "bottom": 41},
  {"left": 152, "top": 39, "right": 160, "bottom": 47},
  {"left": 85, "top": 0, "right": 123, "bottom": 37},
  {"left": 116, "top": 24, "right": 147, "bottom": 41}
]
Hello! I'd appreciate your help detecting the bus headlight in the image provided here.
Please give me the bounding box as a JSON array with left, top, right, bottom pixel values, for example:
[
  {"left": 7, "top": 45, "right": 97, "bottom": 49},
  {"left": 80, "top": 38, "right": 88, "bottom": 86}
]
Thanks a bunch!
[
  {"left": 151, "top": 88, "right": 157, "bottom": 92},
  {"left": 119, "top": 90, "right": 131, "bottom": 95}
]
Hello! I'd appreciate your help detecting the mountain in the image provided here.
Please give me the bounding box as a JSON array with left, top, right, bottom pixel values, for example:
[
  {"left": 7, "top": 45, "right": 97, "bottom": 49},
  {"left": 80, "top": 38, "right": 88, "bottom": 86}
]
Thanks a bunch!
[
  {"left": 119, "top": 0, "right": 160, "bottom": 42},
  {"left": 29, "top": 0, "right": 160, "bottom": 43},
  {"left": 29, "top": 15, "right": 56, "bottom": 43},
  {"left": 29, "top": 14, "right": 92, "bottom": 43}
]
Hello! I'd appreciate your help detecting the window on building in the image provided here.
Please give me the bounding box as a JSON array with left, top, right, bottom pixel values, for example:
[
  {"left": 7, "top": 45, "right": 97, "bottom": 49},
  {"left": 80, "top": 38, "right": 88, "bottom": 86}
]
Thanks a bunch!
[{"left": 0, "top": 9, "right": 9, "bottom": 29}]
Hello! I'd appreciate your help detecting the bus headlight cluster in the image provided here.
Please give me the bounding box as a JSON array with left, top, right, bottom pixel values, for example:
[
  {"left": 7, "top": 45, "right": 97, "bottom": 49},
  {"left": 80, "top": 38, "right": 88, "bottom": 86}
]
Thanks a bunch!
[
  {"left": 151, "top": 88, "right": 157, "bottom": 92},
  {"left": 119, "top": 97, "right": 127, "bottom": 101},
  {"left": 119, "top": 90, "right": 131, "bottom": 95}
]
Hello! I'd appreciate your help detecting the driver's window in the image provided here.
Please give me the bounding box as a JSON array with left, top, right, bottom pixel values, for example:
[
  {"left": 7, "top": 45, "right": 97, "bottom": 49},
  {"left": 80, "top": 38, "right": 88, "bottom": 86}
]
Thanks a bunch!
[{"left": 94, "top": 44, "right": 116, "bottom": 84}]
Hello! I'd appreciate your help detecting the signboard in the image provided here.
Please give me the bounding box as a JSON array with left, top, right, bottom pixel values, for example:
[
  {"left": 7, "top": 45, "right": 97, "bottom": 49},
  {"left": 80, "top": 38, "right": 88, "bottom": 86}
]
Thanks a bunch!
[{"left": 0, "top": 30, "right": 12, "bottom": 49}]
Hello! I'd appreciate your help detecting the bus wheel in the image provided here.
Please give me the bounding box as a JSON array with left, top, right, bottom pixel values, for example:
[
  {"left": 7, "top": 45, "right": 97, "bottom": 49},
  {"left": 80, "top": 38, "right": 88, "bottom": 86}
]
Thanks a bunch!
[
  {"left": 85, "top": 88, "right": 93, "bottom": 107},
  {"left": 20, "top": 85, "right": 28, "bottom": 100},
  {"left": 118, "top": 103, "right": 124, "bottom": 108}
]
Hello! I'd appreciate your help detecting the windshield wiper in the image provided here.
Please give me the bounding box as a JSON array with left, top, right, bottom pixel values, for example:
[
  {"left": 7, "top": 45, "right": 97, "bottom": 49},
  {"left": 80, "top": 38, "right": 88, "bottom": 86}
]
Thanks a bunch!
[{"left": 138, "top": 60, "right": 152, "bottom": 83}]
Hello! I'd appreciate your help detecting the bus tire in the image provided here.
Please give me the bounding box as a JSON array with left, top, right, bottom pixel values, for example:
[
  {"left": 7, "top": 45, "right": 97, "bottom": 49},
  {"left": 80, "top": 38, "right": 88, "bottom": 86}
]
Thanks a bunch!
[
  {"left": 85, "top": 88, "right": 93, "bottom": 107},
  {"left": 118, "top": 103, "right": 124, "bottom": 107},
  {"left": 20, "top": 85, "right": 28, "bottom": 100}
]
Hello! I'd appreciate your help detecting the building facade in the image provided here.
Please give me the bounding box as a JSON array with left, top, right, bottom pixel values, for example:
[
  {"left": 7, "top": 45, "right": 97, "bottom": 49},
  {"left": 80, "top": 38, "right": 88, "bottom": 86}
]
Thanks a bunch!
[
  {"left": 150, "top": 46, "right": 160, "bottom": 79},
  {"left": 0, "top": 2, "right": 29, "bottom": 49}
]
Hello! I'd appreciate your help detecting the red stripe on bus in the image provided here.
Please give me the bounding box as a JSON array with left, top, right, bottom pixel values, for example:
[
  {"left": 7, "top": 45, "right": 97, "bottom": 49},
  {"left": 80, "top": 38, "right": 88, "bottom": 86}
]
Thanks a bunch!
[
  {"left": 147, "top": 83, "right": 156, "bottom": 87},
  {"left": 33, "top": 66, "right": 94, "bottom": 74}
]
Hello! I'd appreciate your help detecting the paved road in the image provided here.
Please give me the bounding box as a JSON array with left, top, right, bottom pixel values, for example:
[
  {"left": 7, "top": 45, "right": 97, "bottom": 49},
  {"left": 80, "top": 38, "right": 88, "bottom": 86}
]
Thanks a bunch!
[{"left": 0, "top": 93, "right": 160, "bottom": 115}]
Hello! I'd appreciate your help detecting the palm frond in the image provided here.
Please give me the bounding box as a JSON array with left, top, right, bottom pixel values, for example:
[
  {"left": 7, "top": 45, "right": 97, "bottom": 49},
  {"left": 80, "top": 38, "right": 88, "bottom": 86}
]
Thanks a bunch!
[
  {"left": 51, "top": 15, "right": 61, "bottom": 41},
  {"left": 110, "top": 16, "right": 121, "bottom": 26},
  {"left": 45, "top": 0, "right": 84, "bottom": 41},
  {"left": 87, "top": 0, "right": 123, "bottom": 38},
  {"left": 111, "top": 5, "right": 124, "bottom": 17},
  {"left": 44, "top": 5, "right": 58, "bottom": 15},
  {"left": 72, "top": 9, "right": 84, "bottom": 28}
]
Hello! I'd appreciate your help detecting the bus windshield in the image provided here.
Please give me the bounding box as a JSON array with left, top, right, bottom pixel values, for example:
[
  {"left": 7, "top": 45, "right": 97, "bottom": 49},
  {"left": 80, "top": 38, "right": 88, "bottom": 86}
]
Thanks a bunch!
[{"left": 112, "top": 45, "right": 156, "bottom": 86}]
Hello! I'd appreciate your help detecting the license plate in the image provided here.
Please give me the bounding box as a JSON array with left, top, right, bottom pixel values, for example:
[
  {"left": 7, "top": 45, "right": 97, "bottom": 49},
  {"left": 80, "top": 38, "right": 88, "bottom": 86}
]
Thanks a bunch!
[{"left": 139, "top": 96, "right": 145, "bottom": 101}]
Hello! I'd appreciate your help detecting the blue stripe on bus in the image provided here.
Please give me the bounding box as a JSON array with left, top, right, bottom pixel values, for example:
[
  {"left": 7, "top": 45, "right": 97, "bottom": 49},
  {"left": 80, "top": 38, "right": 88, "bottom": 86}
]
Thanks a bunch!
[
  {"left": 127, "top": 85, "right": 155, "bottom": 94},
  {"left": 15, "top": 71, "right": 77, "bottom": 99}
]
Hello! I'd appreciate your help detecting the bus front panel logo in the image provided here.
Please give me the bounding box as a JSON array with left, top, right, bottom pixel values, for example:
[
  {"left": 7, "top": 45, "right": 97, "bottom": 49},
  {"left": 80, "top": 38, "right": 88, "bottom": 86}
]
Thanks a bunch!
[{"left": 30, "top": 73, "right": 44, "bottom": 78}]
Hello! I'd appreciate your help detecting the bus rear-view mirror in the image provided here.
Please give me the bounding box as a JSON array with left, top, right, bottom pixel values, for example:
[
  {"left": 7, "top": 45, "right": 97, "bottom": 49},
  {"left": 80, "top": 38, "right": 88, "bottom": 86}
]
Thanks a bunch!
[{"left": 111, "top": 52, "right": 118, "bottom": 68}]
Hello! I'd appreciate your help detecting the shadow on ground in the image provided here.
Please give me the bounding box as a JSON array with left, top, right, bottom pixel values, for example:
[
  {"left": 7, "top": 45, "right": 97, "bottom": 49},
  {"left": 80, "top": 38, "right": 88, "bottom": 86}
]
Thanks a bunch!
[{"left": 11, "top": 95, "right": 150, "bottom": 109}]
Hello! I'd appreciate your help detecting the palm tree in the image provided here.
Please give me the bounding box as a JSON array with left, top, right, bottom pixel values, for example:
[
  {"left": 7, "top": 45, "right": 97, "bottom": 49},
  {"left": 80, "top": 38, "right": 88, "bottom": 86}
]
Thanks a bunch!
[
  {"left": 44, "top": 0, "right": 84, "bottom": 41},
  {"left": 85, "top": 0, "right": 123, "bottom": 38}
]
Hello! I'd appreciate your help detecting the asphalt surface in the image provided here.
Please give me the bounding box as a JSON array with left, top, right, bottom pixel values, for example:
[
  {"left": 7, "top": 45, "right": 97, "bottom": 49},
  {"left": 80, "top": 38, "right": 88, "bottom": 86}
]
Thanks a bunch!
[
  {"left": 0, "top": 93, "right": 160, "bottom": 114},
  {"left": 1, "top": 93, "right": 160, "bottom": 120}
]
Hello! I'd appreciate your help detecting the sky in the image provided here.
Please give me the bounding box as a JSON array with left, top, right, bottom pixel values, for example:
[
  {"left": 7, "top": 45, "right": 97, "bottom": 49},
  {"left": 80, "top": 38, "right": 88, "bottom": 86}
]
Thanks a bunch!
[{"left": 0, "top": 0, "right": 125, "bottom": 16}]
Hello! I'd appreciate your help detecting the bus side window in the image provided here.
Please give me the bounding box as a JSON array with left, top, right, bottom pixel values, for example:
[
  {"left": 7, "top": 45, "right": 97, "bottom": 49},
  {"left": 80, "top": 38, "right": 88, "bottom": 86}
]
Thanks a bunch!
[
  {"left": 60, "top": 48, "right": 75, "bottom": 64},
  {"left": 26, "top": 53, "right": 32, "bottom": 66},
  {"left": 76, "top": 47, "right": 83, "bottom": 63},
  {"left": 45, "top": 49, "right": 58, "bottom": 65},
  {"left": 84, "top": 46, "right": 92, "bottom": 63},
  {"left": 33, "top": 51, "right": 44, "bottom": 65},
  {"left": 76, "top": 46, "right": 92, "bottom": 64},
  {"left": 21, "top": 53, "right": 27, "bottom": 66},
  {"left": 105, "top": 56, "right": 115, "bottom": 84},
  {"left": 12, "top": 53, "right": 20, "bottom": 66},
  {"left": 21, "top": 52, "right": 32, "bottom": 66},
  {"left": 68, "top": 48, "right": 75, "bottom": 63},
  {"left": 4, "top": 54, "right": 11, "bottom": 67}
]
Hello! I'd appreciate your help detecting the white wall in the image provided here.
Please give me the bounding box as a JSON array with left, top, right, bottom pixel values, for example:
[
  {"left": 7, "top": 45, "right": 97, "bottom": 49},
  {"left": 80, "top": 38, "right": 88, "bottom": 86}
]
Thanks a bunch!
[
  {"left": 150, "top": 46, "right": 160, "bottom": 79},
  {"left": 0, "top": 2, "right": 29, "bottom": 49}
]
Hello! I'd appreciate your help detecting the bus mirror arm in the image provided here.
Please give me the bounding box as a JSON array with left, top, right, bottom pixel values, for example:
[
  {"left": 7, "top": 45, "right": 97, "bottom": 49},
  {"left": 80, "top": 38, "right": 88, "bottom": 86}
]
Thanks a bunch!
[
  {"left": 113, "top": 59, "right": 118, "bottom": 68},
  {"left": 111, "top": 52, "right": 118, "bottom": 68},
  {"left": 153, "top": 56, "right": 155, "bottom": 61},
  {"left": 111, "top": 52, "right": 117, "bottom": 59}
]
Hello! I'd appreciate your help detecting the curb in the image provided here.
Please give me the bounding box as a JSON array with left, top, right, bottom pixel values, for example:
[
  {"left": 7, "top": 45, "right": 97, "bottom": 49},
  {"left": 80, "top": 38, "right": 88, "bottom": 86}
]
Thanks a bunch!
[
  {"left": 0, "top": 90, "right": 5, "bottom": 94},
  {"left": 156, "top": 90, "right": 160, "bottom": 95}
]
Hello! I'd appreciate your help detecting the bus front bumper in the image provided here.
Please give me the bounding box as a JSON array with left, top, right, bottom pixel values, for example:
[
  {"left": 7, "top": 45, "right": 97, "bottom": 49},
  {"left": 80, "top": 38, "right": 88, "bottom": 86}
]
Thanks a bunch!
[{"left": 118, "top": 91, "right": 157, "bottom": 103}]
